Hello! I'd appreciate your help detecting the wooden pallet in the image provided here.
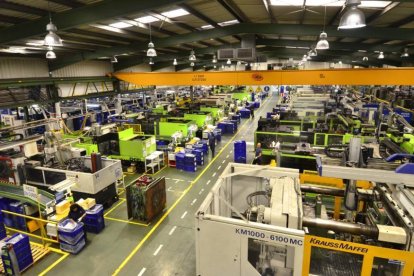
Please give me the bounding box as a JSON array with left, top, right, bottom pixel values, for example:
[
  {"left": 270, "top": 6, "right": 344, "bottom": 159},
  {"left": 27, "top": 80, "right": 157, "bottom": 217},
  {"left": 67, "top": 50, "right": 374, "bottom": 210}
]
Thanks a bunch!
[{"left": 0, "top": 243, "right": 50, "bottom": 273}]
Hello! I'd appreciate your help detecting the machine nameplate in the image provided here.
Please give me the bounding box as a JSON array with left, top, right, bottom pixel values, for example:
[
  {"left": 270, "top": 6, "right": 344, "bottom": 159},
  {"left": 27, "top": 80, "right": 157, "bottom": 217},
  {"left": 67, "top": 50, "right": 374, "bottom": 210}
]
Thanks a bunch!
[{"left": 235, "top": 228, "right": 303, "bottom": 246}]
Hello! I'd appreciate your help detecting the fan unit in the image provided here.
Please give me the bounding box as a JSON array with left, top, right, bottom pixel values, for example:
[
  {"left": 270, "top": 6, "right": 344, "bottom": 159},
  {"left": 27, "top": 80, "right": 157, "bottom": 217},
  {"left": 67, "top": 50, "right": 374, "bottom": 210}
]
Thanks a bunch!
[
  {"left": 217, "top": 49, "right": 235, "bottom": 60},
  {"left": 236, "top": 48, "right": 256, "bottom": 60}
]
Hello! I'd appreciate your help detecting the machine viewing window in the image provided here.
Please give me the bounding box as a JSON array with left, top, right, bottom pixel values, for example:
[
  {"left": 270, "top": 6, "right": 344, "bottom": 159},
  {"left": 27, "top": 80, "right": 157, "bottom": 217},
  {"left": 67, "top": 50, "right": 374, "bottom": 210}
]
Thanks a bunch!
[{"left": 309, "top": 248, "right": 363, "bottom": 276}]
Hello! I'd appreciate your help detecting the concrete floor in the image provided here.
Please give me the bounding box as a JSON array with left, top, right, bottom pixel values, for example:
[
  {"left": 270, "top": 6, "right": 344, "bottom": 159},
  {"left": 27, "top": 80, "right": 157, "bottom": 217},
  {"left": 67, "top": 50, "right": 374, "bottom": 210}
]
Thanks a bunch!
[{"left": 29, "top": 92, "right": 278, "bottom": 276}]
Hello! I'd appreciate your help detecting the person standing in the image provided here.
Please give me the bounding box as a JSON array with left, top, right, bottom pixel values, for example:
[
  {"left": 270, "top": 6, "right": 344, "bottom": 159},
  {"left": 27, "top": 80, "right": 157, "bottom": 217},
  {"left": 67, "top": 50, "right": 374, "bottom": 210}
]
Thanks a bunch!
[
  {"left": 208, "top": 132, "right": 216, "bottom": 158},
  {"left": 253, "top": 143, "right": 262, "bottom": 165}
]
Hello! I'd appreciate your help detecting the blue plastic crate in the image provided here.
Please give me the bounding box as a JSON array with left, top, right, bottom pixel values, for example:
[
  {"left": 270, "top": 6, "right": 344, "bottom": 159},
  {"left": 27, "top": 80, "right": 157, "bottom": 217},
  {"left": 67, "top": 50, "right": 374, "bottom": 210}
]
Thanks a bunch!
[
  {"left": 4, "top": 234, "right": 30, "bottom": 253},
  {"left": 60, "top": 238, "right": 86, "bottom": 254},
  {"left": 183, "top": 165, "right": 197, "bottom": 172},
  {"left": 85, "top": 221, "right": 105, "bottom": 233},
  {"left": 58, "top": 219, "right": 84, "bottom": 245},
  {"left": 235, "top": 157, "right": 247, "bottom": 164},
  {"left": 85, "top": 204, "right": 103, "bottom": 217}
]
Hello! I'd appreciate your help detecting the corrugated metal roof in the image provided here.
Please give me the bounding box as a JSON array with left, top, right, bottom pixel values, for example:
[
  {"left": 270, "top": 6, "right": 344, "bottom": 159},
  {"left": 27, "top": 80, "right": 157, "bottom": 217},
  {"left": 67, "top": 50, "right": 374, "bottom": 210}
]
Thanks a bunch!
[{"left": 7, "top": 0, "right": 71, "bottom": 13}]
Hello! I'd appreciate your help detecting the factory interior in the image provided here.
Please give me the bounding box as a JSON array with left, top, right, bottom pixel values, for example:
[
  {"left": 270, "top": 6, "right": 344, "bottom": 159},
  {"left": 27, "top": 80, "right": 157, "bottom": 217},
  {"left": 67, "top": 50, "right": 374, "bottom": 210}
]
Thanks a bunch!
[{"left": 0, "top": 0, "right": 412, "bottom": 275}]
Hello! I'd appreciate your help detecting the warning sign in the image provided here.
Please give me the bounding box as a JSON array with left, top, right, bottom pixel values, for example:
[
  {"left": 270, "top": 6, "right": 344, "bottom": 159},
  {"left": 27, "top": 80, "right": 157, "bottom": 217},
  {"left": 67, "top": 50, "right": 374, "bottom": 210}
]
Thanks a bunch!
[
  {"left": 255, "top": 86, "right": 262, "bottom": 93},
  {"left": 247, "top": 86, "right": 254, "bottom": 93}
]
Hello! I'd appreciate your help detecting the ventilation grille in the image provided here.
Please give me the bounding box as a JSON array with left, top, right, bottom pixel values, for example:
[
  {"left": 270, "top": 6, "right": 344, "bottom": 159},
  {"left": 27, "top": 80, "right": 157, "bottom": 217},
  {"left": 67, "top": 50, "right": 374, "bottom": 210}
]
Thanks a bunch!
[
  {"left": 217, "top": 49, "right": 235, "bottom": 59},
  {"left": 236, "top": 48, "right": 255, "bottom": 60}
]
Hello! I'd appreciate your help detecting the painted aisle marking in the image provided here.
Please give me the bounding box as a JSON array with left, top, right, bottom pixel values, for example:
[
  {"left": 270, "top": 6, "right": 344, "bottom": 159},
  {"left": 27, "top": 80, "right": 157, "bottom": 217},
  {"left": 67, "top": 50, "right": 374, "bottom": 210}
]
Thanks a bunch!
[
  {"left": 226, "top": 154, "right": 229, "bottom": 159},
  {"left": 181, "top": 211, "right": 188, "bottom": 219},
  {"left": 199, "top": 189, "right": 204, "bottom": 195},
  {"left": 153, "top": 245, "right": 163, "bottom": 256},
  {"left": 206, "top": 180, "right": 211, "bottom": 185},
  {"left": 212, "top": 172, "right": 217, "bottom": 177},
  {"left": 218, "top": 166, "right": 221, "bottom": 170},
  {"left": 191, "top": 199, "right": 197, "bottom": 206},
  {"left": 169, "top": 226, "right": 177, "bottom": 236},
  {"left": 138, "top": 268, "right": 146, "bottom": 276}
]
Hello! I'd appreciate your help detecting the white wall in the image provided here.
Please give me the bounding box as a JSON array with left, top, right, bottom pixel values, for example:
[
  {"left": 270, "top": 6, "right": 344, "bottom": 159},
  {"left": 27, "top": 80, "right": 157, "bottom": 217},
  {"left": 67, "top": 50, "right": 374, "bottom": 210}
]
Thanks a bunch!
[
  {"left": 51, "top": 60, "right": 113, "bottom": 77},
  {"left": 118, "top": 64, "right": 151, "bottom": 72},
  {"left": 0, "top": 57, "right": 49, "bottom": 79}
]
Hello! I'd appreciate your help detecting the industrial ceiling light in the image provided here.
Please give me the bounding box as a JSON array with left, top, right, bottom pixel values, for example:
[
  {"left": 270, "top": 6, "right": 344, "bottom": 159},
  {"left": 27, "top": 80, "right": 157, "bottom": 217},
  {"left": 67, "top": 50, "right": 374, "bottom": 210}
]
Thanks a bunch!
[
  {"left": 190, "top": 62, "right": 195, "bottom": 67},
  {"left": 302, "top": 55, "right": 307, "bottom": 62},
  {"left": 316, "top": 6, "right": 329, "bottom": 50},
  {"left": 237, "top": 61, "right": 241, "bottom": 65},
  {"left": 362, "top": 56, "right": 368, "bottom": 61},
  {"left": 338, "top": 0, "right": 366, "bottom": 30},
  {"left": 44, "top": 2, "right": 63, "bottom": 47},
  {"left": 309, "top": 48, "right": 317, "bottom": 57},
  {"left": 306, "top": 55, "right": 311, "bottom": 60},
  {"left": 401, "top": 48, "right": 409, "bottom": 58},
  {"left": 146, "top": 23, "right": 157, "bottom": 57},
  {"left": 212, "top": 55, "right": 217, "bottom": 63},
  {"left": 45, "top": 47, "right": 56, "bottom": 59},
  {"left": 213, "top": 65, "right": 217, "bottom": 69},
  {"left": 338, "top": 61, "right": 342, "bottom": 64},
  {"left": 110, "top": 56, "right": 118, "bottom": 63},
  {"left": 221, "top": 64, "right": 225, "bottom": 69},
  {"left": 189, "top": 50, "right": 196, "bottom": 61},
  {"left": 378, "top": 52, "right": 384, "bottom": 59},
  {"left": 316, "top": 32, "right": 329, "bottom": 50},
  {"left": 149, "top": 58, "right": 154, "bottom": 65},
  {"left": 173, "top": 58, "right": 178, "bottom": 65},
  {"left": 226, "top": 59, "right": 231, "bottom": 65}
]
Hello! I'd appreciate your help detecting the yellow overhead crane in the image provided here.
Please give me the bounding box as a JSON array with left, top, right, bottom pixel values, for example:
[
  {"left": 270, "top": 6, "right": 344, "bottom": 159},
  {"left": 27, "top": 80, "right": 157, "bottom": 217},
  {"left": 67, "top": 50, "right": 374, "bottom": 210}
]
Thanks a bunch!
[{"left": 113, "top": 68, "right": 414, "bottom": 86}]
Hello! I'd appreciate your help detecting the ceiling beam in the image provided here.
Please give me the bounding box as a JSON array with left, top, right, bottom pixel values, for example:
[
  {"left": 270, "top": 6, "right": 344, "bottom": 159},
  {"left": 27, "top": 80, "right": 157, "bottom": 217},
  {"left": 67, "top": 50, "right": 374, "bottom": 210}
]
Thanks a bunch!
[
  {"left": 256, "top": 38, "right": 406, "bottom": 53},
  {"left": 216, "top": 0, "right": 250, "bottom": 23},
  {"left": 178, "top": 3, "right": 229, "bottom": 44},
  {"left": 49, "top": 0, "right": 84, "bottom": 8},
  {"left": 0, "top": 2, "right": 48, "bottom": 17},
  {"left": 50, "top": 23, "right": 414, "bottom": 70},
  {"left": 365, "top": 2, "right": 400, "bottom": 25},
  {"left": 0, "top": 0, "right": 186, "bottom": 45},
  {"left": 179, "top": 3, "right": 220, "bottom": 27},
  {"left": 261, "top": 0, "right": 277, "bottom": 23},
  {"left": 0, "top": 14, "right": 25, "bottom": 25},
  {"left": 113, "top": 43, "right": 240, "bottom": 71}
]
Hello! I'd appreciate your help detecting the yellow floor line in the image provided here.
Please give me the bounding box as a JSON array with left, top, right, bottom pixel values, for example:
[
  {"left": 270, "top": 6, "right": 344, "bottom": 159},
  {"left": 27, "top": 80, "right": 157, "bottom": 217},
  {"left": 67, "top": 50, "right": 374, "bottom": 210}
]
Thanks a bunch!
[
  {"left": 111, "top": 98, "right": 270, "bottom": 275},
  {"left": 104, "top": 216, "right": 149, "bottom": 227},
  {"left": 104, "top": 198, "right": 126, "bottom": 216},
  {"left": 38, "top": 252, "right": 70, "bottom": 276}
]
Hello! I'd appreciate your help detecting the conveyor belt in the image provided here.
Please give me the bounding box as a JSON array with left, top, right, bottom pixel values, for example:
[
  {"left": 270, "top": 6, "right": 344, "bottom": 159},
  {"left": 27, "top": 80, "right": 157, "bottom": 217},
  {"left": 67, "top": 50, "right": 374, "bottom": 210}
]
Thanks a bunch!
[{"left": 0, "top": 182, "right": 54, "bottom": 209}]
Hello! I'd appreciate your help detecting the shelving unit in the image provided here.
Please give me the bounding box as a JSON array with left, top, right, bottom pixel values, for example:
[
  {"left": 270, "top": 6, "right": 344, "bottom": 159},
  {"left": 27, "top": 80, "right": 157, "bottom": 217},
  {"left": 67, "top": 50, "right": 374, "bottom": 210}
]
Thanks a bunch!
[{"left": 145, "top": 151, "right": 165, "bottom": 174}]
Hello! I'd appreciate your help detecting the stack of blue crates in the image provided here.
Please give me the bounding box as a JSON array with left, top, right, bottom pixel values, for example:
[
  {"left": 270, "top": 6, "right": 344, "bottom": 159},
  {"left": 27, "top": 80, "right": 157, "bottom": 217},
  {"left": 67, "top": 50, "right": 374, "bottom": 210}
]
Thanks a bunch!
[
  {"left": 231, "top": 114, "right": 241, "bottom": 123},
  {"left": 184, "top": 154, "right": 197, "bottom": 172},
  {"left": 240, "top": 109, "right": 251, "bottom": 119},
  {"left": 9, "top": 202, "right": 27, "bottom": 231},
  {"left": 175, "top": 153, "right": 185, "bottom": 170},
  {"left": 218, "top": 122, "right": 236, "bottom": 134},
  {"left": 2, "top": 234, "right": 33, "bottom": 274},
  {"left": 234, "top": 140, "right": 247, "bottom": 163},
  {"left": 217, "top": 122, "right": 227, "bottom": 134},
  {"left": 0, "top": 197, "right": 12, "bottom": 228},
  {"left": 213, "top": 129, "right": 222, "bottom": 142},
  {"left": 198, "top": 140, "right": 208, "bottom": 154},
  {"left": 58, "top": 219, "right": 86, "bottom": 254},
  {"left": 254, "top": 101, "right": 260, "bottom": 108},
  {"left": 191, "top": 149, "right": 204, "bottom": 166},
  {"left": 0, "top": 212, "right": 6, "bottom": 240},
  {"left": 84, "top": 204, "right": 105, "bottom": 233}
]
